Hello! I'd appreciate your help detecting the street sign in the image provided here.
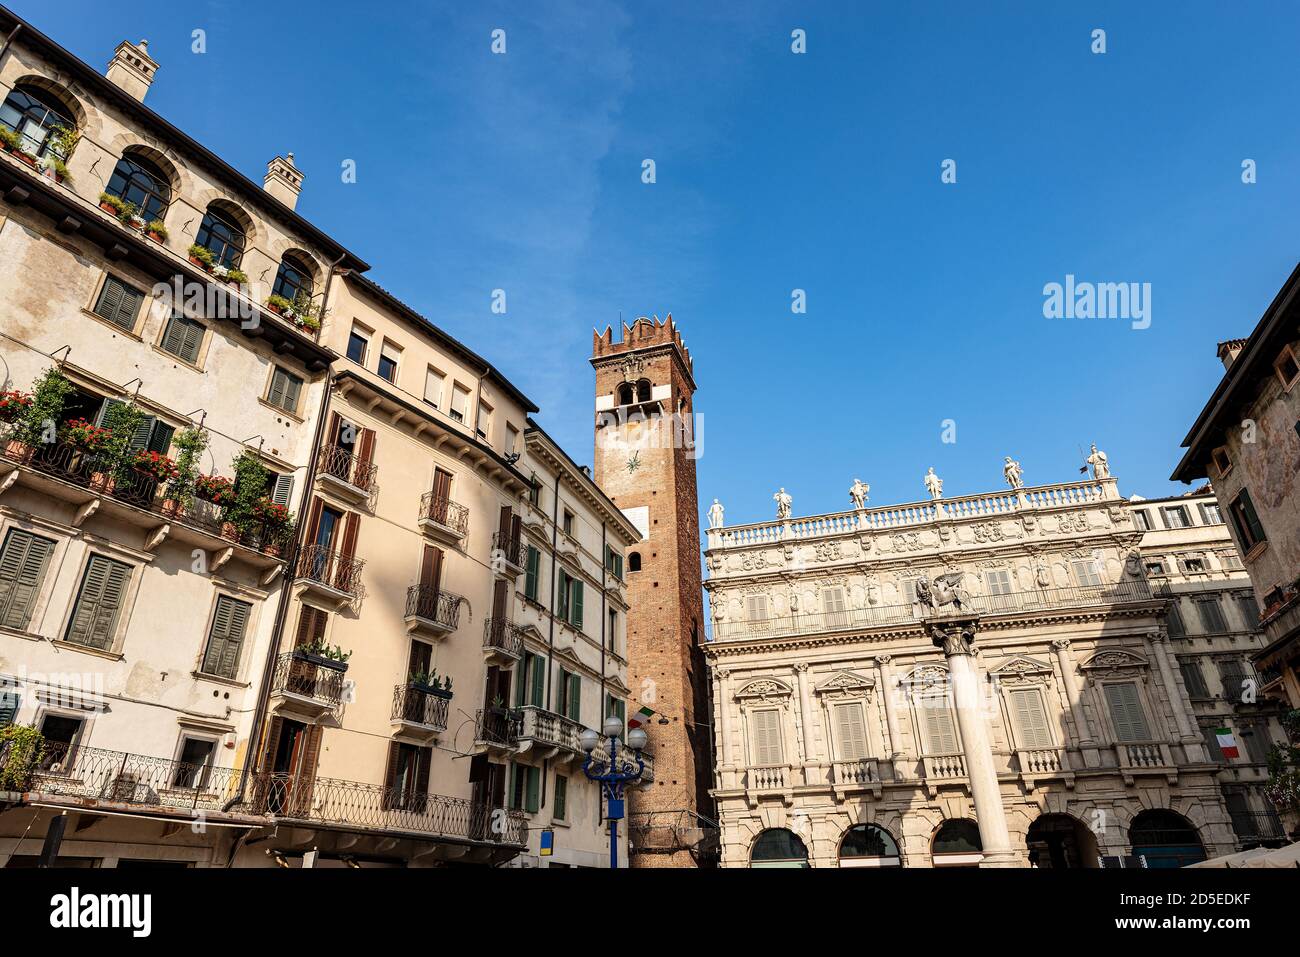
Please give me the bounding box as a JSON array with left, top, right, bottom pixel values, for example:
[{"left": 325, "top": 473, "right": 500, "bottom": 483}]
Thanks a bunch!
[{"left": 540, "top": 829, "right": 554, "bottom": 856}]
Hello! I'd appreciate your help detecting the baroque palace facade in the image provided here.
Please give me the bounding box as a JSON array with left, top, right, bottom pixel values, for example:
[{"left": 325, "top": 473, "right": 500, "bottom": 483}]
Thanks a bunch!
[
  {"left": 702, "top": 461, "right": 1287, "bottom": 868},
  {"left": 0, "top": 12, "right": 638, "bottom": 867}
]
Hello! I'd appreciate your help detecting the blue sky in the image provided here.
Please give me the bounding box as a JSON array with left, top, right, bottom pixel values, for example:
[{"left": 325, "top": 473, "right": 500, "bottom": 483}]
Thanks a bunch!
[{"left": 18, "top": 0, "right": 1300, "bottom": 526}]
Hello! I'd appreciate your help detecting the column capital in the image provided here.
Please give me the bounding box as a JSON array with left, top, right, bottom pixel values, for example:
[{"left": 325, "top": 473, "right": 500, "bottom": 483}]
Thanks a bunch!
[
  {"left": 874, "top": 654, "right": 893, "bottom": 665},
  {"left": 1051, "top": 638, "right": 1072, "bottom": 650},
  {"left": 715, "top": 667, "right": 731, "bottom": 679},
  {"left": 793, "top": 661, "right": 810, "bottom": 673},
  {"left": 929, "top": 619, "right": 978, "bottom": 658}
]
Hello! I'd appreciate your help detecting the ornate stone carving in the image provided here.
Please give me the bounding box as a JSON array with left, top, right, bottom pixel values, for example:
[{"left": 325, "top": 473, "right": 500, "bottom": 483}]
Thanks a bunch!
[
  {"left": 987, "top": 655, "right": 1054, "bottom": 686},
  {"left": 814, "top": 670, "right": 876, "bottom": 697},
  {"left": 849, "top": 478, "right": 870, "bottom": 509},
  {"left": 707, "top": 498, "right": 725, "bottom": 529},
  {"left": 1058, "top": 512, "right": 1090, "bottom": 534},
  {"left": 973, "top": 522, "right": 1005, "bottom": 543},
  {"left": 892, "top": 531, "right": 924, "bottom": 552},
  {"left": 773, "top": 487, "right": 792, "bottom": 521},
  {"left": 929, "top": 620, "right": 977, "bottom": 658},
  {"left": 1003, "top": 456, "right": 1024, "bottom": 489},
  {"left": 1086, "top": 443, "right": 1110, "bottom": 480},
  {"left": 924, "top": 467, "right": 944, "bottom": 500},
  {"left": 1080, "top": 649, "right": 1149, "bottom": 682},
  {"left": 813, "top": 541, "right": 842, "bottom": 563},
  {"left": 734, "top": 677, "right": 794, "bottom": 700}
]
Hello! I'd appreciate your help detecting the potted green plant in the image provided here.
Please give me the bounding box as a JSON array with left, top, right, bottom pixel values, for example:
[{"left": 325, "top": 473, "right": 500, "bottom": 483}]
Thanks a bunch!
[
  {"left": 221, "top": 451, "right": 270, "bottom": 541},
  {"left": 132, "top": 449, "right": 178, "bottom": 483},
  {"left": 145, "top": 220, "right": 167, "bottom": 243},
  {"left": 163, "top": 426, "right": 207, "bottom": 515},
  {"left": 0, "top": 126, "right": 21, "bottom": 154},
  {"left": 295, "top": 638, "right": 351, "bottom": 672},
  {"left": 409, "top": 669, "right": 437, "bottom": 694},
  {"left": 97, "top": 401, "right": 147, "bottom": 492},
  {"left": 186, "top": 243, "right": 214, "bottom": 271},
  {"left": 225, "top": 267, "right": 248, "bottom": 287},
  {"left": 9, "top": 366, "right": 73, "bottom": 461},
  {"left": 265, "top": 293, "right": 293, "bottom": 316},
  {"left": 0, "top": 725, "right": 45, "bottom": 791},
  {"left": 98, "top": 192, "right": 125, "bottom": 216},
  {"left": 431, "top": 674, "right": 453, "bottom": 700},
  {"left": 38, "top": 154, "right": 71, "bottom": 185},
  {"left": 250, "top": 497, "right": 293, "bottom": 556},
  {"left": 50, "top": 125, "right": 79, "bottom": 159}
]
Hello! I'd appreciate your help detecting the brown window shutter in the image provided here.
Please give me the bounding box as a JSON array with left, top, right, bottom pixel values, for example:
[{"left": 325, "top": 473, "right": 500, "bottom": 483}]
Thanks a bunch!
[
  {"left": 339, "top": 512, "right": 360, "bottom": 561},
  {"left": 498, "top": 505, "right": 511, "bottom": 540},
  {"left": 492, "top": 578, "right": 508, "bottom": 618},
  {"left": 356, "top": 428, "right": 375, "bottom": 471},
  {"left": 413, "top": 746, "right": 431, "bottom": 812},
  {"left": 294, "top": 606, "right": 316, "bottom": 649},
  {"left": 304, "top": 498, "right": 324, "bottom": 546},
  {"left": 327, "top": 412, "right": 340, "bottom": 445},
  {"left": 432, "top": 468, "right": 452, "bottom": 500},
  {"left": 420, "top": 545, "right": 443, "bottom": 592},
  {"left": 291, "top": 725, "right": 323, "bottom": 815},
  {"left": 381, "top": 741, "right": 400, "bottom": 810},
  {"left": 311, "top": 607, "right": 327, "bottom": 645},
  {"left": 510, "top": 514, "right": 522, "bottom": 549},
  {"left": 260, "top": 715, "right": 285, "bottom": 770}
]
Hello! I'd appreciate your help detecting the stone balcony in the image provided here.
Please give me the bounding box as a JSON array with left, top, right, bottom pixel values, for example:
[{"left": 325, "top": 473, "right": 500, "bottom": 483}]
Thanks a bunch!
[{"left": 515, "top": 705, "right": 584, "bottom": 763}]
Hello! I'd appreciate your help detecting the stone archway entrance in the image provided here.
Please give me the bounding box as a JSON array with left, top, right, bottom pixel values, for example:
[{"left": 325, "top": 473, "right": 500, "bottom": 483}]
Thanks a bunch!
[
  {"left": 1025, "top": 813, "right": 1099, "bottom": 868},
  {"left": 1128, "top": 810, "right": 1206, "bottom": 868}
]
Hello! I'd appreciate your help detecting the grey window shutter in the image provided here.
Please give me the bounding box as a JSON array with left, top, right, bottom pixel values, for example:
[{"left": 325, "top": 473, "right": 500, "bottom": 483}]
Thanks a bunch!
[
  {"left": 271, "top": 473, "right": 294, "bottom": 507},
  {"left": 751, "top": 708, "right": 783, "bottom": 765},
  {"left": 1009, "top": 688, "right": 1053, "bottom": 749},
  {"left": 0, "top": 529, "right": 56, "bottom": 630},
  {"left": 1103, "top": 682, "right": 1151, "bottom": 743},
  {"left": 181, "top": 317, "right": 203, "bottom": 363},
  {"left": 267, "top": 369, "right": 287, "bottom": 409},
  {"left": 94, "top": 276, "right": 144, "bottom": 330},
  {"left": 283, "top": 372, "right": 302, "bottom": 412},
  {"left": 923, "top": 698, "right": 958, "bottom": 753},
  {"left": 202, "top": 595, "right": 251, "bottom": 679},
  {"left": 65, "top": 555, "right": 132, "bottom": 650},
  {"left": 161, "top": 316, "right": 185, "bottom": 357},
  {"left": 833, "top": 701, "right": 868, "bottom": 760}
]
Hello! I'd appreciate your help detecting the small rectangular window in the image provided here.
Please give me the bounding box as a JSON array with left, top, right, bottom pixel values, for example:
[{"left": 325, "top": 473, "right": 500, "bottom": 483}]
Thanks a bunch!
[
  {"left": 986, "top": 568, "right": 1013, "bottom": 595},
  {"left": 1211, "top": 447, "right": 1232, "bottom": 478},
  {"left": 1071, "top": 560, "right": 1103, "bottom": 588},
  {"left": 832, "top": 701, "right": 868, "bottom": 760},
  {"left": 347, "top": 329, "right": 369, "bottom": 364},
  {"left": 1275, "top": 344, "right": 1300, "bottom": 389},
  {"left": 1145, "top": 560, "right": 1167, "bottom": 577},
  {"left": 92, "top": 275, "right": 145, "bottom": 331},
  {"left": 266, "top": 366, "right": 303, "bottom": 414},
  {"left": 524, "top": 545, "right": 539, "bottom": 601},
  {"left": 1103, "top": 681, "right": 1151, "bottom": 743},
  {"left": 450, "top": 384, "right": 470, "bottom": 422},
  {"left": 424, "top": 367, "right": 445, "bottom": 407},
  {"left": 1236, "top": 592, "right": 1259, "bottom": 628},
  {"left": 822, "top": 586, "right": 848, "bottom": 626},
  {"left": 750, "top": 708, "right": 784, "bottom": 765},
  {"left": 1199, "top": 503, "right": 1223, "bottom": 525},
  {"left": 65, "top": 554, "right": 132, "bottom": 650},
  {"left": 1229, "top": 490, "right": 1267, "bottom": 551},
  {"left": 1161, "top": 506, "right": 1189, "bottom": 529},
  {"left": 200, "top": 594, "right": 252, "bottom": 679},
  {"left": 0, "top": 528, "right": 56, "bottom": 630},
  {"left": 173, "top": 737, "right": 215, "bottom": 788},
  {"left": 378, "top": 341, "right": 400, "bottom": 383},
  {"left": 553, "top": 774, "right": 568, "bottom": 820},
  {"left": 477, "top": 401, "right": 492, "bottom": 438},
  {"left": 1132, "top": 509, "right": 1152, "bottom": 531},
  {"left": 1181, "top": 557, "right": 1206, "bottom": 574},
  {"left": 1178, "top": 659, "right": 1209, "bottom": 698},
  {"left": 1166, "top": 600, "right": 1186, "bottom": 637},
  {"left": 1197, "top": 598, "right": 1228, "bottom": 634},
  {"left": 607, "top": 607, "right": 618, "bottom": 654},
  {"left": 562, "top": 510, "right": 574, "bottom": 536},
  {"left": 159, "top": 315, "right": 204, "bottom": 364},
  {"left": 1008, "top": 687, "right": 1053, "bottom": 749}
]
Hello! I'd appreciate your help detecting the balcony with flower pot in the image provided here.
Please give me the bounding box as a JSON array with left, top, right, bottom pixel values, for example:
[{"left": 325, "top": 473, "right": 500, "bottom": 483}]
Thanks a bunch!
[
  {"left": 473, "top": 706, "right": 522, "bottom": 757},
  {"left": 391, "top": 674, "right": 452, "bottom": 743},
  {"left": 269, "top": 648, "right": 348, "bottom": 721}
]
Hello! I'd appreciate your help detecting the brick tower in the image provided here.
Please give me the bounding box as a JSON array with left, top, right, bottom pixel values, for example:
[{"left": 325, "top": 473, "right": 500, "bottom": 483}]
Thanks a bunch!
[{"left": 591, "top": 315, "right": 713, "bottom": 867}]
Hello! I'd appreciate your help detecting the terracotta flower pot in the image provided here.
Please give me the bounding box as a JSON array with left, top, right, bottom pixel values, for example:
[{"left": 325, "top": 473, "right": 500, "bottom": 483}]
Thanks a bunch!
[
  {"left": 147, "top": 231, "right": 165, "bottom": 243},
  {"left": 267, "top": 303, "right": 284, "bottom": 315},
  {"left": 4, "top": 438, "right": 33, "bottom": 463},
  {"left": 89, "top": 471, "right": 115, "bottom": 493},
  {"left": 16, "top": 153, "right": 35, "bottom": 168},
  {"left": 220, "top": 521, "right": 242, "bottom": 541},
  {"left": 161, "top": 498, "right": 184, "bottom": 518},
  {"left": 99, "top": 201, "right": 118, "bottom": 214}
]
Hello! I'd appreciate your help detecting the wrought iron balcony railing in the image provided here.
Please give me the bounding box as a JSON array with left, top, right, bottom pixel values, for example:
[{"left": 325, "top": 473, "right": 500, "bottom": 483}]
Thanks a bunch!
[
  {"left": 475, "top": 708, "right": 523, "bottom": 748},
  {"left": 491, "top": 530, "right": 526, "bottom": 572},
  {"left": 270, "top": 651, "right": 346, "bottom": 709},
  {"left": 419, "top": 491, "right": 469, "bottom": 538},
  {"left": 1228, "top": 810, "right": 1288, "bottom": 845},
  {"left": 0, "top": 740, "right": 240, "bottom": 811},
  {"left": 296, "top": 544, "right": 364, "bottom": 597},
  {"left": 316, "top": 443, "right": 378, "bottom": 494},
  {"left": 483, "top": 617, "right": 524, "bottom": 659},
  {"left": 391, "top": 685, "right": 450, "bottom": 732},
  {"left": 713, "top": 580, "right": 1155, "bottom": 641},
  {"left": 405, "top": 584, "right": 463, "bottom": 630},
  {"left": 0, "top": 436, "right": 291, "bottom": 556},
  {"left": 249, "top": 772, "right": 526, "bottom": 845}
]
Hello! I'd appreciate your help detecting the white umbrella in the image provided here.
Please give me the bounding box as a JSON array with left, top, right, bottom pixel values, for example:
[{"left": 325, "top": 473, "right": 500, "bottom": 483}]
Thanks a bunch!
[
  {"left": 1241, "top": 841, "right": 1300, "bottom": 868},
  {"left": 1187, "top": 845, "right": 1271, "bottom": 868}
]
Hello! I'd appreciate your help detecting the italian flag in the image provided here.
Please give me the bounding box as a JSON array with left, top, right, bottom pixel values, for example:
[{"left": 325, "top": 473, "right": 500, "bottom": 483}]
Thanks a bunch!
[
  {"left": 628, "top": 705, "right": 656, "bottom": 729},
  {"left": 1215, "top": 728, "right": 1239, "bottom": 760}
]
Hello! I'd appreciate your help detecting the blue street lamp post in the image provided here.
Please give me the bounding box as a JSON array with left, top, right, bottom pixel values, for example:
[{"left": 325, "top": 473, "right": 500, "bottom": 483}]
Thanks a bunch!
[{"left": 580, "top": 716, "right": 648, "bottom": 870}]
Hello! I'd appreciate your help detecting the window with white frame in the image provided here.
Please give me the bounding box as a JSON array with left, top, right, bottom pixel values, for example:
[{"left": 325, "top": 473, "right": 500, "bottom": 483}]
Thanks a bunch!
[
  {"left": 831, "top": 700, "right": 869, "bottom": 761},
  {"left": 985, "top": 568, "right": 1013, "bottom": 596},
  {"left": 1071, "top": 559, "right": 1103, "bottom": 588},
  {"left": 1161, "top": 506, "right": 1190, "bottom": 529},
  {"left": 822, "top": 586, "right": 847, "bottom": 626}
]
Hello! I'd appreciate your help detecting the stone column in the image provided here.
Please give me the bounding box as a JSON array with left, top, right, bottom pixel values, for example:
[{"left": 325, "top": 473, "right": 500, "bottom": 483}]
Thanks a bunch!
[
  {"left": 795, "top": 662, "right": 817, "bottom": 765},
  {"left": 716, "top": 668, "right": 734, "bottom": 774},
  {"left": 1150, "top": 630, "right": 1204, "bottom": 759},
  {"left": 1051, "top": 639, "right": 1094, "bottom": 745},
  {"left": 875, "top": 655, "right": 902, "bottom": 761},
  {"left": 931, "top": 618, "right": 1018, "bottom": 867}
]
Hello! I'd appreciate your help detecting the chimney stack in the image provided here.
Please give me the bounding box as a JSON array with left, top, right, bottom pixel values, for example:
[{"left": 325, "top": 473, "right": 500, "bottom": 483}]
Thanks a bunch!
[
  {"left": 1216, "top": 338, "right": 1247, "bottom": 371},
  {"left": 106, "top": 39, "right": 158, "bottom": 101},
  {"left": 263, "top": 153, "right": 304, "bottom": 210}
]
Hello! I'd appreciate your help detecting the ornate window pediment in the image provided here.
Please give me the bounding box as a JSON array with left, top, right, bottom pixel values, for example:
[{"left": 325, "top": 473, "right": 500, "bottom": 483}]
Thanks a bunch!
[
  {"left": 814, "top": 670, "right": 876, "bottom": 696},
  {"left": 604, "top": 673, "right": 631, "bottom": 696},
  {"left": 987, "top": 655, "right": 1054, "bottom": 685},
  {"left": 1080, "top": 649, "right": 1149, "bottom": 680},
  {"left": 899, "top": 663, "right": 950, "bottom": 695},
  {"left": 734, "top": 677, "right": 794, "bottom": 701}
]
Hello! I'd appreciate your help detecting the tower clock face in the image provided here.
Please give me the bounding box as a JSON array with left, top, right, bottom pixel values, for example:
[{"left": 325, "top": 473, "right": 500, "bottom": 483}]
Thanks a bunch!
[{"left": 626, "top": 451, "right": 642, "bottom": 474}]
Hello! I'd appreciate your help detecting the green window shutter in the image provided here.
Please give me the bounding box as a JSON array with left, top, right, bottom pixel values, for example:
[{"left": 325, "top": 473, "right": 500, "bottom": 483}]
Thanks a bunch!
[
  {"left": 833, "top": 701, "right": 867, "bottom": 760},
  {"left": 1103, "top": 681, "right": 1151, "bottom": 743},
  {"left": 554, "top": 774, "right": 567, "bottom": 820},
  {"left": 0, "top": 688, "right": 18, "bottom": 726},
  {"left": 0, "top": 529, "right": 56, "bottom": 630},
  {"left": 202, "top": 595, "right": 251, "bottom": 679},
  {"left": 129, "top": 414, "right": 155, "bottom": 453},
  {"left": 567, "top": 672, "right": 581, "bottom": 722},
  {"left": 515, "top": 656, "right": 528, "bottom": 707},
  {"left": 508, "top": 763, "right": 518, "bottom": 809},
  {"left": 556, "top": 571, "right": 568, "bottom": 620},
  {"left": 571, "top": 580, "right": 584, "bottom": 629},
  {"left": 93, "top": 276, "right": 144, "bottom": 331},
  {"left": 162, "top": 317, "right": 203, "bottom": 364},
  {"left": 524, "top": 546, "right": 539, "bottom": 601},
  {"left": 524, "top": 765, "right": 540, "bottom": 813},
  {"left": 148, "top": 421, "right": 175, "bottom": 456},
  {"left": 282, "top": 371, "right": 302, "bottom": 412},
  {"left": 530, "top": 654, "right": 545, "bottom": 707},
  {"left": 65, "top": 555, "right": 132, "bottom": 650},
  {"left": 267, "top": 369, "right": 287, "bottom": 409},
  {"left": 1009, "top": 688, "right": 1053, "bottom": 749}
]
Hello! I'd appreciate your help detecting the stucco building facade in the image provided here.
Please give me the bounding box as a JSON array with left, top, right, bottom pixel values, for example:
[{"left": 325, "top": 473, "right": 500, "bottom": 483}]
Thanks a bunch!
[{"left": 702, "top": 464, "right": 1262, "bottom": 868}]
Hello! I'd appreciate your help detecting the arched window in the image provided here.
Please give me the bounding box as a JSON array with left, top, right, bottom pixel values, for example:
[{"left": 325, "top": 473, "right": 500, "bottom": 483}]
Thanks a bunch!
[
  {"left": 617, "top": 383, "right": 634, "bottom": 406},
  {"left": 1129, "top": 810, "right": 1205, "bottom": 868},
  {"left": 106, "top": 153, "right": 171, "bottom": 223},
  {"left": 195, "top": 204, "right": 246, "bottom": 269},
  {"left": 750, "top": 828, "right": 809, "bottom": 869},
  {"left": 636, "top": 379, "right": 652, "bottom": 403},
  {"left": 839, "top": 824, "right": 901, "bottom": 867},
  {"left": 0, "top": 84, "right": 74, "bottom": 158},
  {"left": 628, "top": 552, "right": 642, "bottom": 573},
  {"left": 272, "top": 253, "right": 315, "bottom": 306},
  {"left": 931, "top": 819, "right": 982, "bottom": 866}
]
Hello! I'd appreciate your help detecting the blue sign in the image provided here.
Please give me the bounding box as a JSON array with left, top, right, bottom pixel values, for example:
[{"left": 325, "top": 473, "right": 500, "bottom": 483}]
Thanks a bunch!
[
  {"left": 607, "top": 798, "right": 625, "bottom": 820},
  {"left": 540, "top": 829, "right": 554, "bottom": 856}
]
